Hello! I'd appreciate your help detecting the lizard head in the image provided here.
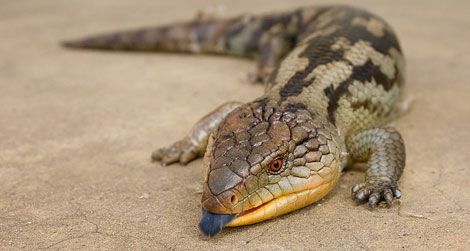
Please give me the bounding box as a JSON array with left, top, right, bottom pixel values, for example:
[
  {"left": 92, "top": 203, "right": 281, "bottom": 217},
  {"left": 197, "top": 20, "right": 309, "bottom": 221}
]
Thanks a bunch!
[{"left": 198, "top": 99, "right": 343, "bottom": 236}]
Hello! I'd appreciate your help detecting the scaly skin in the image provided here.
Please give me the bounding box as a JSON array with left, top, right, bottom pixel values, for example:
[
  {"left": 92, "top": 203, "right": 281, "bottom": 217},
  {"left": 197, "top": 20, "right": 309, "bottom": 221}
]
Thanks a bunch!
[{"left": 64, "top": 5, "right": 406, "bottom": 236}]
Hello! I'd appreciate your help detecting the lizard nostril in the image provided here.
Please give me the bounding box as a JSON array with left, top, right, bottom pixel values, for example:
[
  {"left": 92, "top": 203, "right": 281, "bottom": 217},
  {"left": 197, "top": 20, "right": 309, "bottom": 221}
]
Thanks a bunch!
[{"left": 230, "top": 195, "right": 238, "bottom": 205}]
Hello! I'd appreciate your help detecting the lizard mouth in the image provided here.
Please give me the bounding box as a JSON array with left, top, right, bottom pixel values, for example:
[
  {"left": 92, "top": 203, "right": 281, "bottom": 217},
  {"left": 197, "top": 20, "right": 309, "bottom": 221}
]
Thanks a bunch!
[
  {"left": 199, "top": 180, "right": 335, "bottom": 236},
  {"left": 226, "top": 183, "right": 331, "bottom": 227},
  {"left": 199, "top": 183, "right": 333, "bottom": 236}
]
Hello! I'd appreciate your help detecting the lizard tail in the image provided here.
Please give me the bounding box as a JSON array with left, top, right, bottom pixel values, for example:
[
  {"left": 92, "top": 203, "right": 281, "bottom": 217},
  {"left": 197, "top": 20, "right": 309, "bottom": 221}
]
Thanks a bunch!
[
  {"left": 62, "top": 10, "right": 301, "bottom": 59},
  {"left": 62, "top": 15, "right": 257, "bottom": 56}
]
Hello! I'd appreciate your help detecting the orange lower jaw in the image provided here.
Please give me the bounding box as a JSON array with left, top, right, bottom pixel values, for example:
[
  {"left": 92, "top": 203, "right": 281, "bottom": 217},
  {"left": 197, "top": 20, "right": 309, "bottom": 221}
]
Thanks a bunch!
[{"left": 226, "top": 183, "right": 332, "bottom": 227}]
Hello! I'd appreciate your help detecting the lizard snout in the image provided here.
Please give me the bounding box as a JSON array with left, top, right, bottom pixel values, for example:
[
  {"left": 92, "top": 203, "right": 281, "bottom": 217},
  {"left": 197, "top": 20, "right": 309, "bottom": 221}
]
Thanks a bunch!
[{"left": 201, "top": 183, "right": 241, "bottom": 214}]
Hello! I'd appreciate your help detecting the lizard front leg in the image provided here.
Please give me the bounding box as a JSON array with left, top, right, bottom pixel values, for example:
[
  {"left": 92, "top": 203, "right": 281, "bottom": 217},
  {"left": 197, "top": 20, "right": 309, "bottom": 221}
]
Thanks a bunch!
[
  {"left": 347, "top": 127, "right": 406, "bottom": 207},
  {"left": 152, "top": 102, "right": 242, "bottom": 165}
]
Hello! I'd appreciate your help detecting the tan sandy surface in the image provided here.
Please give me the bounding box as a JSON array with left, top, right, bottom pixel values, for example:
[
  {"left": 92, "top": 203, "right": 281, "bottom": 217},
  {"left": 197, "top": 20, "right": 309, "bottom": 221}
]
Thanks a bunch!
[{"left": 1, "top": 0, "right": 469, "bottom": 250}]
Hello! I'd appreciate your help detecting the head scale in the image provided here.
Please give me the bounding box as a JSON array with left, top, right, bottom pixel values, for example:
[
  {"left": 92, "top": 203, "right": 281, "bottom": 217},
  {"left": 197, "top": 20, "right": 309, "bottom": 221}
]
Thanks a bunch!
[{"left": 199, "top": 99, "right": 341, "bottom": 236}]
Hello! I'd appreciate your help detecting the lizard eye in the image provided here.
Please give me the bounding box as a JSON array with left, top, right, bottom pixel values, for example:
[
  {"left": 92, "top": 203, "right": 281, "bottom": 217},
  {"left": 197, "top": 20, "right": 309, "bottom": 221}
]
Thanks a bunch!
[{"left": 269, "top": 158, "right": 284, "bottom": 173}]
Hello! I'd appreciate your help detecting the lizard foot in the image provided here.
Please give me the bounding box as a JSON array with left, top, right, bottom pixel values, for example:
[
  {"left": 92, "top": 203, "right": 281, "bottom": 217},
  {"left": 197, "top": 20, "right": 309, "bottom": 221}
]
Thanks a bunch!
[
  {"left": 247, "top": 72, "right": 265, "bottom": 85},
  {"left": 247, "top": 68, "right": 273, "bottom": 85},
  {"left": 151, "top": 138, "right": 201, "bottom": 166},
  {"left": 351, "top": 177, "right": 401, "bottom": 207}
]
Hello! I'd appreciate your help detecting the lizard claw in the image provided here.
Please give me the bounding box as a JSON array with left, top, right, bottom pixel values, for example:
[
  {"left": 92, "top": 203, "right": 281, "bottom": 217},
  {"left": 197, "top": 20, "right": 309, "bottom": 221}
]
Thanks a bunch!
[
  {"left": 151, "top": 138, "right": 201, "bottom": 166},
  {"left": 351, "top": 177, "right": 401, "bottom": 207}
]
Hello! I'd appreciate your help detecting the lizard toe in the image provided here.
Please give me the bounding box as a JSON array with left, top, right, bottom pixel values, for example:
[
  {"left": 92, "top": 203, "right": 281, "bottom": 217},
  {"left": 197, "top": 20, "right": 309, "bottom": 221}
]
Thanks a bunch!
[
  {"left": 368, "top": 192, "right": 381, "bottom": 207},
  {"left": 352, "top": 183, "right": 371, "bottom": 202},
  {"left": 151, "top": 138, "right": 200, "bottom": 166},
  {"left": 383, "top": 188, "right": 394, "bottom": 205},
  {"left": 351, "top": 177, "right": 401, "bottom": 207}
]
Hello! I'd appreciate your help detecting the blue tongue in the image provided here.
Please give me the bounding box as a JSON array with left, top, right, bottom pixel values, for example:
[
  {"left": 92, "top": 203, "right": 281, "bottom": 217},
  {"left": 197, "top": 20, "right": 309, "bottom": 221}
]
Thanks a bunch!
[{"left": 198, "top": 209, "right": 237, "bottom": 237}]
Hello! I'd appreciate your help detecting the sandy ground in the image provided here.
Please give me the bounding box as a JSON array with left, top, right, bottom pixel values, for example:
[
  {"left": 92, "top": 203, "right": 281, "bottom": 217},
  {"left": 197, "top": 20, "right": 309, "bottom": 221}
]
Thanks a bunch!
[{"left": 0, "top": 0, "right": 469, "bottom": 250}]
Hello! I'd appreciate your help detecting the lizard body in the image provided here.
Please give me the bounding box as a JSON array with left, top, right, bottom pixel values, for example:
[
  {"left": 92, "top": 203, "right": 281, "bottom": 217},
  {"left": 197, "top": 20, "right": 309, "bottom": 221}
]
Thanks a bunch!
[{"left": 65, "top": 5, "right": 406, "bottom": 237}]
